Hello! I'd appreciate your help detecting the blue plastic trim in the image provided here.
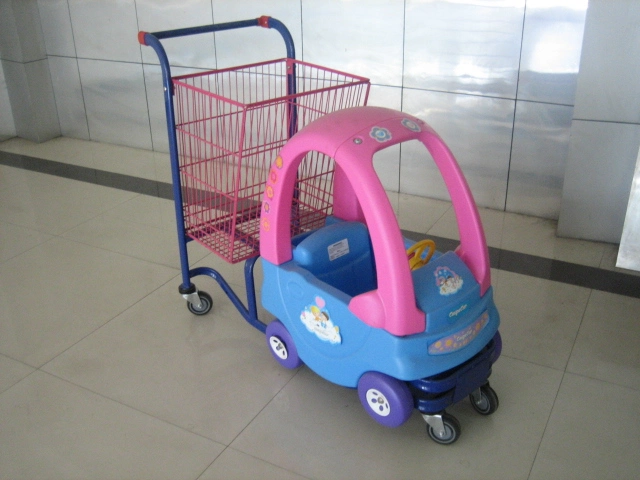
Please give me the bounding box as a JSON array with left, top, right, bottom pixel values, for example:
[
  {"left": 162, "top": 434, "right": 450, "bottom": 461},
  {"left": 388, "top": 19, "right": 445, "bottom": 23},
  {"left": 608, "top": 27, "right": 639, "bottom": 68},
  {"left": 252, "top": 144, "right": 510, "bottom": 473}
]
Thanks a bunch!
[
  {"left": 409, "top": 332, "right": 500, "bottom": 414},
  {"left": 147, "top": 17, "right": 295, "bottom": 59},
  {"left": 261, "top": 17, "right": 295, "bottom": 60},
  {"left": 150, "top": 19, "right": 259, "bottom": 40},
  {"left": 142, "top": 33, "right": 191, "bottom": 291},
  {"left": 244, "top": 256, "right": 266, "bottom": 332}
]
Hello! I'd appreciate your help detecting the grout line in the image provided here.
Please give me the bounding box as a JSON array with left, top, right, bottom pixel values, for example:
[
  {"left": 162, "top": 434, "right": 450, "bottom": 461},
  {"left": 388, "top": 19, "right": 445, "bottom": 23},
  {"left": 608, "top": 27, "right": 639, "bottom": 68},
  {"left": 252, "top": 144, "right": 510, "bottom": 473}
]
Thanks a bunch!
[{"left": 504, "top": 2, "right": 528, "bottom": 212}]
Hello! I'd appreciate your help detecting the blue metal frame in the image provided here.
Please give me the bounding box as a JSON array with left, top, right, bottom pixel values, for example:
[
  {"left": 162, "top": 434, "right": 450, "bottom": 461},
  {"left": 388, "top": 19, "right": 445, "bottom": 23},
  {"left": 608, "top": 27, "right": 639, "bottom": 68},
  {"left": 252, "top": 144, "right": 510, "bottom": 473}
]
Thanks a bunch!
[{"left": 140, "top": 17, "right": 296, "bottom": 332}]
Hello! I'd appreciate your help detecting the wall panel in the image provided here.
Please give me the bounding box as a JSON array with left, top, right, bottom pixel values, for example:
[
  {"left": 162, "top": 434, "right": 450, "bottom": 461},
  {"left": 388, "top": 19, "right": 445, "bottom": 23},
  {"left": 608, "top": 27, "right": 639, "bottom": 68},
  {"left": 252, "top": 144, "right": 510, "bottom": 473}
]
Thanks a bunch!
[
  {"left": 401, "top": 88, "right": 514, "bottom": 210},
  {"left": 507, "top": 101, "right": 573, "bottom": 219},
  {"left": 78, "top": 59, "right": 151, "bottom": 150}
]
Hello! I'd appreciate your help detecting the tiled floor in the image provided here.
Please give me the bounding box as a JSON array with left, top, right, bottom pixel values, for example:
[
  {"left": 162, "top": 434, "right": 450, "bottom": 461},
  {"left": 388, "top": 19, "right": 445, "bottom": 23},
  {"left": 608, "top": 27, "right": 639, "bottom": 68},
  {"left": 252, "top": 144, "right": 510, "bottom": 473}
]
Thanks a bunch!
[{"left": 1, "top": 137, "right": 639, "bottom": 479}]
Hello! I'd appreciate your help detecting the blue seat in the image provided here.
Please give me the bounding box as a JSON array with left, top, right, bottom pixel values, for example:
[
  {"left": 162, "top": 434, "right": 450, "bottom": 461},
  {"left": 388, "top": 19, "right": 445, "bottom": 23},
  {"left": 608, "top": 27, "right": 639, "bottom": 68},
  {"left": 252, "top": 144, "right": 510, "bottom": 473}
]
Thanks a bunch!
[{"left": 293, "top": 221, "right": 377, "bottom": 297}]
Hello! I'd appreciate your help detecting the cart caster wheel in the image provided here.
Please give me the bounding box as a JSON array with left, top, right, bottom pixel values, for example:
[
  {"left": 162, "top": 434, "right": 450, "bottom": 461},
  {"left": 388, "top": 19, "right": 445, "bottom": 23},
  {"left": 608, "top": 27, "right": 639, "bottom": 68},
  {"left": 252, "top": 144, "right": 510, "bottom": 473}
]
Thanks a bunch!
[
  {"left": 469, "top": 384, "right": 499, "bottom": 416},
  {"left": 426, "top": 413, "right": 461, "bottom": 445},
  {"left": 266, "top": 320, "right": 303, "bottom": 369},
  {"left": 357, "top": 372, "right": 413, "bottom": 428},
  {"left": 187, "top": 291, "right": 213, "bottom": 316}
]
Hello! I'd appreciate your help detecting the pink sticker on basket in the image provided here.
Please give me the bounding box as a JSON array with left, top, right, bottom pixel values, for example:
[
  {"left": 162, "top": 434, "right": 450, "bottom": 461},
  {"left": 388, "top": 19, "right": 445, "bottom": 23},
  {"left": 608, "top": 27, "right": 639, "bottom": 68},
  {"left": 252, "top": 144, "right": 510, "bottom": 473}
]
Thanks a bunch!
[{"left": 269, "top": 169, "right": 278, "bottom": 183}]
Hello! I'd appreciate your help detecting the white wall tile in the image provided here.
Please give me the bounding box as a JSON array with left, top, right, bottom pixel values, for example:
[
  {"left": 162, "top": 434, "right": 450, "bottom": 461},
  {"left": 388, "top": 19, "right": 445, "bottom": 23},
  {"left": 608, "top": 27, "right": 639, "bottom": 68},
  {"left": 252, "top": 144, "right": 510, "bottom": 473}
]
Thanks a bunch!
[
  {"left": 617, "top": 149, "right": 640, "bottom": 271},
  {"left": 37, "top": 0, "right": 76, "bottom": 57},
  {"left": 506, "top": 101, "right": 573, "bottom": 219},
  {"left": 1, "top": 61, "right": 30, "bottom": 135},
  {"left": 68, "top": 0, "right": 141, "bottom": 63},
  {"left": 558, "top": 121, "right": 640, "bottom": 243},
  {"left": 78, "top": 59, "right": 151, "bottom": 150},
  {"left": 401, "top": 88, "right": 514, "bottom": 210},
  {"left": 518, "top": 0, "right": 587, "bottom": 105},
  {"left": 572, "top": 0, "right": 640, "bottom": 124},
  {"left": 404, "top": 0, "right": 524, "bottom": 98},
  {"left": 136, "top": 0, "right": 215, "bottom": 69},
  {"left": 302, "top": 0, "right": 404, "bottom": 86},
  {"left": 3, "top": 59, "right": 60, "bottom": 142},
  {"left": 24, "top": 59, "right": 60, "bottom": 142},
  {"left": 0, "top": 60, "right": 16, "bottom": 138},
  {"left": 7, "top": 0, "right": 47, "bottom": 62},
  {"left": 0, "top": 0, "right": 22, "bottom": 62},
  {"left": 212, "top": 1, "right": 302, "bottom": 69},
  {"left": 143, "top": 64, "right": 206, "bottom": 153},
  {"left": 49, "top": 55, "right": 89, "bottom": 139}
]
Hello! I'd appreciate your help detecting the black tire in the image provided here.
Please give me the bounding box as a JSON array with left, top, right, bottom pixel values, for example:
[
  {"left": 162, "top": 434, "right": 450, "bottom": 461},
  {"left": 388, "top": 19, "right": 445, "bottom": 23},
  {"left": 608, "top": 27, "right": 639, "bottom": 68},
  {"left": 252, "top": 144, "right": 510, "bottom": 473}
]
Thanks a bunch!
[
  {"left": 427, "top": 413, "right": 461, "bottom": 445},
  {"left": 469, "top": 384, "right": 499, "bottom": 416},
  {"left": 187, "top": 291, "right": 213, "bottom": 315}
]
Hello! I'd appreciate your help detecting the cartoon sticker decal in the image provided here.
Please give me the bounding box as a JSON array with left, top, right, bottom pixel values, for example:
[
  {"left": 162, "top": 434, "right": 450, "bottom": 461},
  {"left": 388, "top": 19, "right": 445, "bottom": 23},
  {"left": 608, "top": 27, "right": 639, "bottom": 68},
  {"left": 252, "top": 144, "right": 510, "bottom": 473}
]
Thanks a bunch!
[
  {"left": 434, "top": 266, "right": 464, "bottom": 296},
  {"left": 401, "top": 118, "right": 421, "bottom": 132},
  {"left": 370, "top": 127, "right": 392, "bottom": 143},
  {"left": 429, "top": 311, "right": 488, "bottom": 355},
  {"left": 300, "top": 296, "right": 342, "bottom": 345}
]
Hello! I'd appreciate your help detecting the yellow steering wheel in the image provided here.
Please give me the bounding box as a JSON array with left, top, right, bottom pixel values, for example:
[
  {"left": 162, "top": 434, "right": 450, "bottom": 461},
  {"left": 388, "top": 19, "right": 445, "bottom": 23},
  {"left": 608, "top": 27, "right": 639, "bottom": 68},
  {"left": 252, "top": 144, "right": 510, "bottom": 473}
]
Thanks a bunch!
[{"left": 407, "top": 239, "right": 436, "bottom": 271}]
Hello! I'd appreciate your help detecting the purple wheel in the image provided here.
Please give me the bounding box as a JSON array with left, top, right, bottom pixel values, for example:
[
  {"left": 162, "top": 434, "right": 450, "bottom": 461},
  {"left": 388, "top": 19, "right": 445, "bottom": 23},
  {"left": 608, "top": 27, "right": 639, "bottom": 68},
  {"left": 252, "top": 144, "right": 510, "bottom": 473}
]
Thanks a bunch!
[
  {"left": 357, "top": 372, "right": 414, "bottom": 428},
  {"left": 266, "top": 320, "right": 303, "bottom": 369}
]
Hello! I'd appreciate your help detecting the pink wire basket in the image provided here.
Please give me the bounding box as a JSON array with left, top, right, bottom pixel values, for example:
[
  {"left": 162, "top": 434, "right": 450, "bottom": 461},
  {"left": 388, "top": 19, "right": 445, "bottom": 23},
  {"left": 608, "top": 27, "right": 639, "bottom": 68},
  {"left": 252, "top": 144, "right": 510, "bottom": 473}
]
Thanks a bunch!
[{"left": 173, "top": 58, "right": 369, "bottom": 263}]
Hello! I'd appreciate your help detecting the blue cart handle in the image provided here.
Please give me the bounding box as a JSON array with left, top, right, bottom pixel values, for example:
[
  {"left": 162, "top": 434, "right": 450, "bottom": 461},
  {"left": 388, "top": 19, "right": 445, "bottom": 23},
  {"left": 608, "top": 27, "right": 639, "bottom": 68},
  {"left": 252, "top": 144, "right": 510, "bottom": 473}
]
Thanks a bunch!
[
  {"left": 137, "top": 16, "right": 297, "bottom": 298},
  {"left": 138, "top": 16, "right": 295, "bottom": 60}
]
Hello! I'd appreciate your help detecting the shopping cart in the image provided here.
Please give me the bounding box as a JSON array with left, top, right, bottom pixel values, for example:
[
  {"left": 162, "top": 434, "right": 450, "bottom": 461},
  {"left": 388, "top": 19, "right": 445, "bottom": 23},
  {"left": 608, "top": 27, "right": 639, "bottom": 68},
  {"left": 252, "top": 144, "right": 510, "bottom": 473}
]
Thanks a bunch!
[
  {"left": 140, "top": 18, "right": 501, "bottom": 445},
  {"left": 139, "top": 16, "right": 370, "bottom": 328}
]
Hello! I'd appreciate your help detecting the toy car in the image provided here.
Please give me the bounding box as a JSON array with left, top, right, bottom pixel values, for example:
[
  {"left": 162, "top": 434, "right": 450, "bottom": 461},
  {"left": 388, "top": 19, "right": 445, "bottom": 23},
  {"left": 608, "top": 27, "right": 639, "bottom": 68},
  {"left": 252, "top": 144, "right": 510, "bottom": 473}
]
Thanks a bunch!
[{"left": 259, "top": 106, "right": 501, "bottom": 444}]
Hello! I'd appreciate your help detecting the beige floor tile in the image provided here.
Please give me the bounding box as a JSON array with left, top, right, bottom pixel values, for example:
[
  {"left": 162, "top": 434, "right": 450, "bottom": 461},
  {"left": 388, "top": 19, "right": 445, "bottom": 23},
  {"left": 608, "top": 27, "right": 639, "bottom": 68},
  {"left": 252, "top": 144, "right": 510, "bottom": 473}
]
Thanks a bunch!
[
  {"left": 43, "top": 279, "right": 296, "bottom": 445},
  {"left": 567, "top": 290, "right": 640, "bottom": 390},
  {"left": 0, "top": 354, "right": 34, "bottom": 394},
  {"left": 0, "top": 237, "right": 177, "bottom": 367},
  {"left": 501, "top": 212, "right": 607, "bottom": 267},
  {"left": 0, "top": 371, "right": 223, "bottom": 480},
  {"left": 105, "top": 194, "right": 177, "bottom": 231},
  {"left": 427, "top": 205, "right": 505, "bottom": 248},
  {"left": 3, "top": 135, "right": 639, "bottom": 480},
  {"left": 0, "top": 136, "right": 164, "bottom": 181},
  {"left": 154, "top": 152, "right": 173, "bottom": 184},
  {"left": 0, "top": 221, "right": 53, "bottom": 263},
  {"left": 231, "top": 357, "right": 563, "bottom": 480},
  {"left": 530, "top": 373, "right": 640, "bottom": 480},
  {"left": 62, "top": 210, "right": 210, "bottom": 269},
  {"left": 0, "top": 173, "right": 138, "bottom": 235},
  {"left": 0, "top": 165, "right": 42, "bottom": 192},
  {"left": 199, "top": 448, "right": 310, "bottom": 480},
  {"left": 494, "top": 270, "right": 591, "bottom": 369}
]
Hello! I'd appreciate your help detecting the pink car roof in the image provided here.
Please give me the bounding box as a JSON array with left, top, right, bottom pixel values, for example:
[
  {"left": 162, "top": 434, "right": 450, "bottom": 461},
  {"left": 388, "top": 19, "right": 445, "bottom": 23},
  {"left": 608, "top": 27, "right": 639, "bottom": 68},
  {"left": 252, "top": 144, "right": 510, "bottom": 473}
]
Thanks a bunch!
[{"left": 260, "top": 106, "right": 490, "bottom": 336}]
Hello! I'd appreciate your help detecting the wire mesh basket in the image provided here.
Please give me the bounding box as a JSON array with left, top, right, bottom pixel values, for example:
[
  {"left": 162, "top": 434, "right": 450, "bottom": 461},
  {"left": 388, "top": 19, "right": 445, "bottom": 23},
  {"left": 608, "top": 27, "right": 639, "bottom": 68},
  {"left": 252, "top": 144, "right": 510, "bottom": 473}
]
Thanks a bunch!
[{"left": 173, "top": 58, "right": 369, "bottom": 263}]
